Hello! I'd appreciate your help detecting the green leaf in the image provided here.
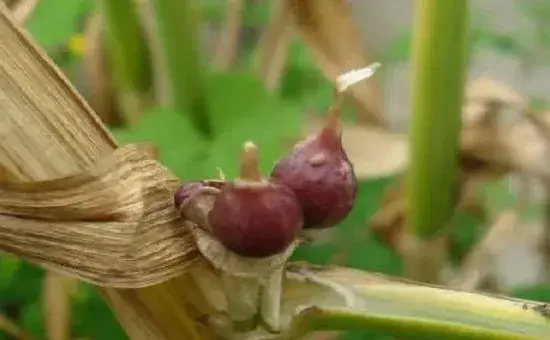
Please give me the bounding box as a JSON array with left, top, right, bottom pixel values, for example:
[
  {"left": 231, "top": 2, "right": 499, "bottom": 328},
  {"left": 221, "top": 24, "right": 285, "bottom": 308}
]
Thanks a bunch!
[
  {"left": 383, "top": 33, "right": 412, "bottom": 63},
  {"left": 72, "top": 286, "right": 125, "bottom": 339},
  {"left": 20, "top": 302, "right": 45, "bottom": 339},
  {"left": 202, "top": 72, "right": 303, "bottom": 178},
  {"left": 292, "top": 178, "right": 403, "bottom": 276},
  {"left": 449, "top": 212, "right": 484, "bottom": 266},
  {"left": 26, "top": 0, "right": 93, "bottom": 48},
  {"left": 111, "top": 108, "right": 208, "bottom": 180},
  {"left": 487, "top": 34, "right": 525, "bottom": 56},
  {"left": 482, "top": 179, "right": 516, "bottom": 215},
  {"left": 111, "top": 71, "right": 303, "bottom": 181},
  {"left": 0, "top": 262, "right": 43, "bottom": 304},
  {"left": 512, "top": 285, "right": 550, "bottom": 303},
  {"left": 201, "top": 0, "right": 270, "bottom": 26},
  {"left": 279, "top": 41, "right": 326, "bottom": 103},
  {"left": 0, "top": 255, "right": 21, "bottom": 289}
]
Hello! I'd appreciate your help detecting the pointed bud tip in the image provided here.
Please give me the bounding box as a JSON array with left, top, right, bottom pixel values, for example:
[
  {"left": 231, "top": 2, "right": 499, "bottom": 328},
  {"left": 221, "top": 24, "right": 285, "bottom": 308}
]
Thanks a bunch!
[
  {"left": 239, "top": 141, "right": 261, "bottom": 181},
  {"left": 322, "top": 105, "right": 342, "bottom": 138},
  {"left": 243, "top": 141, "right": 258, "bottom": 153}
]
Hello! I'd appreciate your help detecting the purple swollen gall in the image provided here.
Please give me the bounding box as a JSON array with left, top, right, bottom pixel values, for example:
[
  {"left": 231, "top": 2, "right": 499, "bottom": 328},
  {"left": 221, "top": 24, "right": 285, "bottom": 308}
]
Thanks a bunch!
[
  {"left": 270, "top": 93, "right": 357, "bottom": 231},
  {"left": 208, "top": 141, "right": 304, "bottom": 258}
]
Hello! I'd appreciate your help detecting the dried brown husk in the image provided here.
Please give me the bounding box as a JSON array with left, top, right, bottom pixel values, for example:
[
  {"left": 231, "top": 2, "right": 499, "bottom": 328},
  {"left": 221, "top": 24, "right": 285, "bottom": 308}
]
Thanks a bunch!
[
  {"left": 80, "top": 12, "right": 121, "bottom": 126},
  {"left": 285, "top": 0, "right": 385, "bottom": 127},
  {"left": 254, "top": 0, "right": 293, "bottom": 91},
  {"left": 0, "top": 5, "right": 209, "bottom": 339}
]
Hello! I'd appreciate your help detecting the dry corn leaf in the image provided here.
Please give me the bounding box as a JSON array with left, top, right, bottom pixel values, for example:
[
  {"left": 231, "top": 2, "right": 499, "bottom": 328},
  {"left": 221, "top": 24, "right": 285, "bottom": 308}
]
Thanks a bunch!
[
  {"left": 43, "top": 273, "right": 76, "bottom": 340},
  {"left": 254, "top": 0, "right": 293, "bottom": 91},
  {"left": 449, "top": 208, "right": 520, "bottom": 291},
  {"left": 506, "top": 117, "right": 550, "bottom": 179},
  {"left": 9, "top": 0, "right": 38, "bottom": 24},
  {"left": 81, "top": 12, "right": 121, "bottom": 126},
  {"left": 0, "top": 5, "right": 210, "bottom": 339},
  {"left": 135, "top": 0, "right": 171, "bottom": 106},
  {"left": 465, "top": 77, "right": 523, "bottom": 106},
  {"left": 286, "top": 0, "right": 385, "bottom": 127},
  {"left": 212, "top": 0, "right": 245, "bottom": 70}
]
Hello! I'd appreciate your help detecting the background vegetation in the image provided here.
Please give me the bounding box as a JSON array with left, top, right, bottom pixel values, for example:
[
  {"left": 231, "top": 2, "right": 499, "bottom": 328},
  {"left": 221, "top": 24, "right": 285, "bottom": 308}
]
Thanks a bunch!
[{"left": 2, "top": 0, "right": 550, "bottom": 339}]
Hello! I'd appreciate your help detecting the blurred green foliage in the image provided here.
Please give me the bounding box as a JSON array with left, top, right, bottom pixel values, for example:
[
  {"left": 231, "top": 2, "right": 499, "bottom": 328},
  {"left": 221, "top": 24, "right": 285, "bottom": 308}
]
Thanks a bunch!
[{"left": 3, "top": 0, "right": 550, "bottom": 339}]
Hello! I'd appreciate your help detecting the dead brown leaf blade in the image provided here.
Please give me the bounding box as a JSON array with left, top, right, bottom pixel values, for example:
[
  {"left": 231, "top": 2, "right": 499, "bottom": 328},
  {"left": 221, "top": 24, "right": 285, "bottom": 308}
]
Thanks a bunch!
[
  {"left": 287, "top": 0, "right": 385, "bottom": 127},
  {"left": 254, "top": 0, "right": 293, "bottom": 91},
  {"left": 43, "top": 274, "right": 75, "bottom": 340},
  {"left": 0, "top": 4, "right": 211, "bottom": 339}
]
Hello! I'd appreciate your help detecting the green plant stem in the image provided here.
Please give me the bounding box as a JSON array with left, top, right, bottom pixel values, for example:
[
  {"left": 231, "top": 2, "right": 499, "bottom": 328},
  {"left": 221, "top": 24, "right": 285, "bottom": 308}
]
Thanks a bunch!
[
  {"left": 155, "top": 0, "right": 213, "bottom": 139},
  {"left": 101, "top": 0, "right": 152, "bottom": 125},
  {"left": 405, "top": 0, "right": 469, "bottom": 282},
  {"left": 288, "top": 306, "right": 540, "bottom": 340},
  {"left": 281, "top": 265, "right": 550, "bottom": 339}
]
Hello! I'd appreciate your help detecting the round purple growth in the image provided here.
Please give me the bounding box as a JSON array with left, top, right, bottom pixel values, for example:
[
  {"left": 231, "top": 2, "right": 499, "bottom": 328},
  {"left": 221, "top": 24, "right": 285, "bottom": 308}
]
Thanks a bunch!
[
  {"left": 209, "top": 182, "right": 303, "bottom": 258},
  {"left": 270, "top": 123, "right": 357, "bottom": 229}
]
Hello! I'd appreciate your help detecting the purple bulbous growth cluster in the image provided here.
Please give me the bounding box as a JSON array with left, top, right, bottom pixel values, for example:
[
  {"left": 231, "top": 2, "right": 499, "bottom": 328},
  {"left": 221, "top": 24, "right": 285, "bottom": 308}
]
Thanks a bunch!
[
  {"left": 174, "top": 101, "right": 357, "bottom": 258},
  {"left": 270, "top": 107, "right": 357, "bottom": 229}
]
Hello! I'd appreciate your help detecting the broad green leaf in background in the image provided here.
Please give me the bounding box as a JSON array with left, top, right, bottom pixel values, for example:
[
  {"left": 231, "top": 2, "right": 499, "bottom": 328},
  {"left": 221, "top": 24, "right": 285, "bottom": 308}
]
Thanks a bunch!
[
  {"left": 26, "top": 0, "right": 93, "bottom": 49},
  {"left": 530, "top": 98, "right": 549, "bottom": 111},
  {"left": 279, "top": 41, "right": 327, "bottom": 104},
  {"left": 72, "top": 285, "right": 126, "bottom": 339},
  {"left": 292, "top": 179, "right": 403, "bottom": 277},
  {"left": 111, "top": 108, "right": 208, "bottom": 180},
  {"left": 512, "top": 284, "right": 550, "bottom": 303},
  {"left": 0, "top": 256, "right": 21, "bottom": 290},
  {"left": 0, "top": 263, "right": 43, "bottom": 338},
  {"left": 485, "top": 34, "right": 525, "bottom": 56},
  {"left": 449, "top": 212, "right": 484, "bottom": 266},
  {"left": 481, "top": 179, "right": 542, "bottom": 222},
  {"left": 112, "top": 71, "right": 303, "bottom": 180},
  {"left": 20, "top": 301, "right": 44, "bottom": 338},
  {"left": 0, "top": 262, "right": 43, "bottom": 307},
  {"left": 383, "top": 32, "right": 412, "bottom": 64},
  {"left": 202, "top": 71, "right": 303, "bottom": 178}
]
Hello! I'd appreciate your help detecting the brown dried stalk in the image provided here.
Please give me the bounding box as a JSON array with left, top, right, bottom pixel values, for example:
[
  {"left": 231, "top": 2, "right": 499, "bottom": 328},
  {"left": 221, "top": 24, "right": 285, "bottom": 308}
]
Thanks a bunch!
[
  {"left": 254, "top": 0, "right": 293, "bottom": 91},
  {"left": 43, "top": 274, "right": 75, "bottom": 340},
  {"left": 449, "top": 208, "right": 520, "bottom": 291},
  {"left": 81, "top": 12, "right": 120, "bottom": 126},
  {"left": 212, "top": 0, "right": 245, "bottom": 70},
  {"left": 135, "top": 0, "right": 171, "bottom": 106},
  {"left": 0, "top": 5, "right": 212, "bottom": 339},
  {"left": 524, "top": 110, "right": 550, "bottom": 282},
  {"left": 10, "top": 0, "right": 38, "bottom": 24},
  {"left": 286, "top": 0, "right": 385, "bottom": 127},
  {"left": 0, "top": 312, "right": 31, "bottom": 340}
]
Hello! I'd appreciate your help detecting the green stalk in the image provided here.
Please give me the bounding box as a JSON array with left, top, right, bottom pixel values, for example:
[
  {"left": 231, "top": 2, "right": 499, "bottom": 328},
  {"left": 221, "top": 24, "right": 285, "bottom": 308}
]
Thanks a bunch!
[
  {"left": 101, "top": 0, "right": 152, "bottom": 125},
  {"left": 280, "top": 265, "right": 550, "bottom": 340},
  {"left": 155, "top": 0, "right": 213, "bottom": 139},
  {"left": 289, "top": 307, "right": 539, "bottom": 340},
  {"left": 405, "top": 0, "right": 469, "bottom": 282}
]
